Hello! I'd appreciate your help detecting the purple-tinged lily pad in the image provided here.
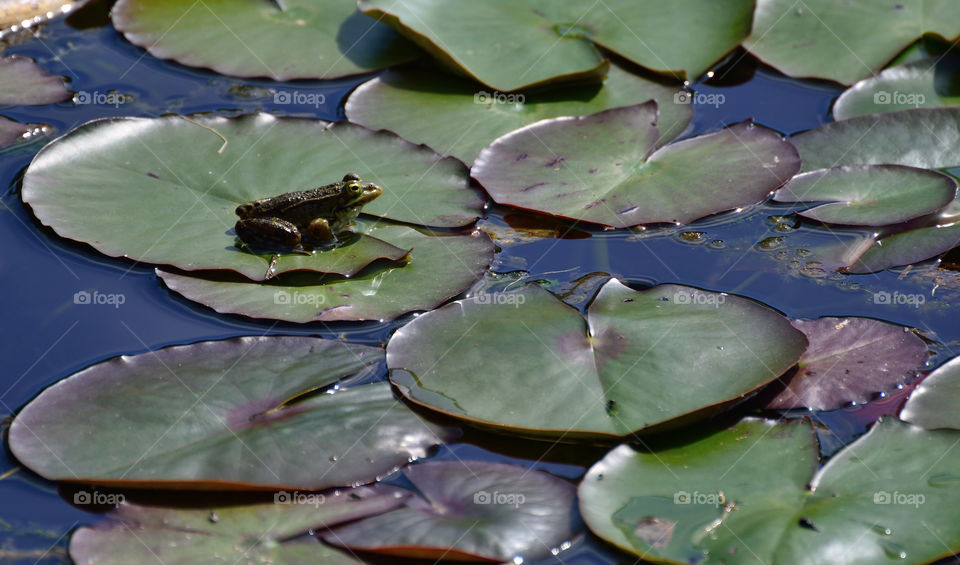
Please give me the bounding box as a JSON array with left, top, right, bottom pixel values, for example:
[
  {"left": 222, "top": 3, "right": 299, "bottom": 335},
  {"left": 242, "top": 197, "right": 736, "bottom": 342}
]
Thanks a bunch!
[
  {"left": 21, "top": 114, "right": 482, "bottom": 281},
  {"left": 360, "top": 0, "right": 753, "bottom": 90},
  {"left": 0, "top": 56, "right": 70, "bottom": 105},
  {"left": 472, "top": 103, "right": 799, "bottom": 228},
  {"left": 158, "top": 224, "right": 494, "bottom": 323},
  {"left": 345, "top": 59, "right": 693, "bottom": 166},
  {"left": 387, "top": 279, "right": 807, "bottom": 438},
  {"left": 8, "top": 336, "right": 455, "bottom": 489},
  {"left": 901, "top": 355, "right": 960, "bottom": 429},
  {"left": 765, "top": 317, "right": 929, "bottom": 411},
  {"left": 111, "top": 0, "right": 419, "bottom": 81},
  {"left": 744, "top": 0, "right": 960, "bottom": 85},
  {"left": 773, "top": 165, "right": 957, "bottom": 226},
  {"left": 322, "top": 461, "right": 580, "bottom": 562},
  {"left": 70, "top": 486, "right": 409, "bottom": 565},
  {"left": 0, "top": 116, "right": 29, "bottom": 147},
  {"left": 581, "top": 416, "right": 960, "bottom": 564}
]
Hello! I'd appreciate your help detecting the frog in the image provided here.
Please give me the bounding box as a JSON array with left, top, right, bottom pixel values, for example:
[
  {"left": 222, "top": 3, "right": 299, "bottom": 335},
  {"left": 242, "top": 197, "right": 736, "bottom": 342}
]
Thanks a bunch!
[{"left": 234, "top": 173, "right": 382, "bottom": 253}]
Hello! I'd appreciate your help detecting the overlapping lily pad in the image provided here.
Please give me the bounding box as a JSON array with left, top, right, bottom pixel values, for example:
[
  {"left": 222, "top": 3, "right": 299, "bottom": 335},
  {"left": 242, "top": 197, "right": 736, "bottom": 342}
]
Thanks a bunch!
[
  {"left": 901, "top": 355, "right": 960, "bottom": 429},
  {"left": 765, "top": 317, "right": 929, "bottom": 411},
  {"left": 321, "top": 461, "right": 580, "bottom": 561},
  {"left": 70, "top": 487, "right": 409, "bottom": 565},
  {"left": 472, "top": 103, "right": 800, "bottom": 228},
  {"left": 21, "top": 113, "right": 483, "bottom": 281},
  {"left": 833, "top": 56, "right": 960, "bottom": 119},
  {"left": 580, "top": 417, "right": 960, "bottom": 564},
  {"left": 158, "top": 225, "right": 494, "bottom": 323},
  {"left": 345, "top": 59, "right": 693, "bottom": 165},
  {"left": 387, "top": 279, "right": 807, "bottom": 438},
  {"left": 111, "top": 0, "right": 419, "bottom": 80},
  {"left": 0, "top": 56, "right": 70, "bottom": 105},
  {"left": 745, "top": 0, "right": 960, "bottom": 84},
  {"left": 8, "top": 336, "right": 455, "bottom": 489},
  {"left": 360, "top": 0, "right": 753, "bottom": 90},
  {"left": 772, "top": 165, "right": 957, "bottom": 226}
]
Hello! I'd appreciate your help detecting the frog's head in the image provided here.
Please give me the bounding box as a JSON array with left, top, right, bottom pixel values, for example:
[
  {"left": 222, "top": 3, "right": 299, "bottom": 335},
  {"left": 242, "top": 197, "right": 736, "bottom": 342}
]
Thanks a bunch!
[{"left": 339, "top": 173, "right": 382, "bottom": 208}]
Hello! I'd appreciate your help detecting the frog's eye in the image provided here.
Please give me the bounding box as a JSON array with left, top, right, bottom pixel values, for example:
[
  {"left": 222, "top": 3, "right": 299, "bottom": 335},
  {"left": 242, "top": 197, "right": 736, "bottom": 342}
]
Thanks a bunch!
[{"left": 347, "top": 182, "right": 363, "bottom": 194}]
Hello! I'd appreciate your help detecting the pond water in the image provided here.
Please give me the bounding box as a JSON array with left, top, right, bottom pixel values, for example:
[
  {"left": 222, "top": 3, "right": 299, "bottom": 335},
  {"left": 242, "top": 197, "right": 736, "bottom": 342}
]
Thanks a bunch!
[{"left": 1, "top": 3, "right": 959, "bottom": 563}]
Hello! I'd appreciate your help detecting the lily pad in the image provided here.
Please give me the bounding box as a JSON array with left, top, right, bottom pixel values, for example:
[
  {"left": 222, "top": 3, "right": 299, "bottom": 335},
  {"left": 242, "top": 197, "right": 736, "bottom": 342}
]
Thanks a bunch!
[
  {"left": 0, "top": 56, "right": 70, "bottom": 105},
  {"left": 321, "top": 461, "right": 580, "bottom": 561},
  {"left": 158, "top": 224, "right": 494, "bottom": 323},
  {"left": 772, "top": 165, "right": 957, "bottom": 226},
  {"left": 792, "top": 107, "right": 960, "bottom": 171},
  {"left": 834, "top": 56, "right": 960, "bottom": 119},
  {"left": 70, "top": 487, "right": 409, "bottom": 565},
  {"left": 0, "top": 1, "right": 86, "bottom": 28},
  {"left": 345, "top": 59, "right": 693, "bottom": 165},
  {"left": 901, "top": 355, "right": 960, "bottom": 429},
  {"left": 744, "top": 0, "right": 960, "bottom": 85},
  {"left": 21, "top": 113, "right": 483, "bottom": 281},
  {"left": 472, "top": 103, "right": 800, "bottom": 228},
  {"left": 387, "top": 279, "right": 807, "bottom": 438},
  {"left": 765, "top": 317, "right": 929, "bottom": 411},
  {"left": 0, "top": 116, "right": 29, "bottom": 147},
  {"left": 111, "top": 0, "right": 418, "bottom": 80},
  {"left": 360, "top": 0, "right": 753, "bottom": 90},
  {"left": 8, "top": 336, "right": 455, "bottom": 489},
  {"left": 580, "top": 416, "right": 960, "bottom": 564}
]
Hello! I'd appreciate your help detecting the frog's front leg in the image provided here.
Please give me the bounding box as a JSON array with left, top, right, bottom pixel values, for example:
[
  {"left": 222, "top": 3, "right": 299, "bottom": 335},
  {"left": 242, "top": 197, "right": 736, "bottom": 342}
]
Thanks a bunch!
[
  {"left": 235, "top": 217, "right": 307, "bottom": 253},
  {"left": 304, "top": 217, "right": 336, "bottom": 243}
]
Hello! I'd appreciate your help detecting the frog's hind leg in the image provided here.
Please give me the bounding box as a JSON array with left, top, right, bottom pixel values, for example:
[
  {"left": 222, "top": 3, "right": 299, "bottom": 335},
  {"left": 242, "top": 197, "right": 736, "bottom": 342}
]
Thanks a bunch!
[
  {"left": 304, "top": 217, "right": 336, "bottom": 243},
  {"left": 235, "top": 217, "right": 304, "bottom": 253}
]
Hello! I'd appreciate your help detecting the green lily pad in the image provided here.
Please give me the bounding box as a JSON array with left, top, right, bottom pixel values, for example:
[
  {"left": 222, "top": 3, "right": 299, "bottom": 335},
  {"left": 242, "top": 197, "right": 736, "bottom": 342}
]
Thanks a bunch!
[
  {"left": 472, "top": 103, "right": 800, "bottom": 228},
  {"left": 0, "top": 56, "right": 70, "bottom": 105},
  {"left": 580, "top": 417, "right": 960, "bottom": 564},
  {"left": 321, "top": 461, "right": 580, "bottom": 561},
  {"left": 834, "top": 56, "right": 960, "bottom": 119},
  {"left": 772, "top": 165, "right": 957, "bottom": 226},
  {"left": 345, "top": 59, "right": 693, "bottom": 165},
  {"left": 901, "top": 355, "right": 960, "bottom": 429},
  {"left": 158, "top": 225, "right": 494, "bottom": 323},
  {"left": 21, "top": 113, "right": 483, "bottom": 281},
  {"left": 765, "top": 317, "right": 929, "bottom": 411},
  {"left": 111, "top": 0, "right": 419, "bottom": 80},
  {"left": 70, "top": 487, "right": 409, "bottom": 565},
  {"left": 792, "top": 107, "right": 960, "bottom": 171},
  {"left": 744, "top": 0, "right": 960, "bottom": 85},
  {"left": 8, "top": 336, "right": 455, "bottom": 489},
  {"left": 387, "top": 279, "right": 807, "bottom": 438},
  {"left": 359, "top": 0, "right": 753, "bottom": 90}
]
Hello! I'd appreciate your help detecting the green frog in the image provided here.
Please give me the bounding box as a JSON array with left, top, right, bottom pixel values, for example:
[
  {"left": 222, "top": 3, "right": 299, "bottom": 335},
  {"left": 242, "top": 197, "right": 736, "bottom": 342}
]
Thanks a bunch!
[{"left": 234, "top": 173, "right": 382, "bottom": 253}]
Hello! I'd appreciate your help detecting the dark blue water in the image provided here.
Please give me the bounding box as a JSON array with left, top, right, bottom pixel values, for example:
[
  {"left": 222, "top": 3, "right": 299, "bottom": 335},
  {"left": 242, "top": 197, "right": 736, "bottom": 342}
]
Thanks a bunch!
[{"left": 1, "top": 7, "right": 958, "bottom": 564}]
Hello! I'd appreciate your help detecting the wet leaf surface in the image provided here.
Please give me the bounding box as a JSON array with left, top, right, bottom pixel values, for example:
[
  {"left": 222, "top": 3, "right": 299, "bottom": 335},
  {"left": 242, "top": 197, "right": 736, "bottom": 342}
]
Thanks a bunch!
[
  {"left": 833, "top": 55, "right": 960, "bottom": 119},
  {"left": 9, "top": 336, "right": 455, "bottom": 489},
  {"left": 322, "top": 461, "right": 581, "bottom": 562},
  {"left": 388, "top": 279, "right": 807, "bottom": 438},
  {"left": 0, "top": 56, "right": 70, "bottom": 105},
  {"left": 901, "top": 355, "right": 960, "bottom": 429},
  {"left": 472, "top": 103, "right": 799, "bottom": 228}
]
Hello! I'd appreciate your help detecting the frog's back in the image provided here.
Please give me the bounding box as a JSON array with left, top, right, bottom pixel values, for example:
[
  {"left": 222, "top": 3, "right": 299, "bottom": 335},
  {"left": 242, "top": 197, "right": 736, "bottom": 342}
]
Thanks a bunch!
[{"left": 236, "top": 185, "right": 341, "bottom": 222}]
